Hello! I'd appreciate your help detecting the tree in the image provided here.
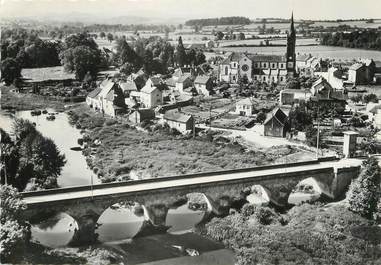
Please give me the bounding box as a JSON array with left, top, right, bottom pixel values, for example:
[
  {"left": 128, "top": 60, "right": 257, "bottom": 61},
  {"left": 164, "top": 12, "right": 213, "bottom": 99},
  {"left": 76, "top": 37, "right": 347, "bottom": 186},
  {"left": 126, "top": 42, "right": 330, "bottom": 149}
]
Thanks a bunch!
[
  {"left": 305, "top": 125, "right": 321, "bottom": 147},
  {"left": 5, "top": 119, "right": 66, "bottom": 191},
  {"left": 115, "top": 39, "right": 141, "bottom": 68},
  {"left": 195, "top": 50, "right": 206, "bottom": 66},
  {"left": 215, "top": 31, "right": 224, "bottom": 41},
  {"left": 289, "top": 104, "right": 312, "bottom": 131},
  {"left": 285, "top": 77, "right": 301, "bottom": 90},
  {"left": 1, "top": 58, "right": 21, "bottom": 85},
  {"left": 120, "top": 62, "right": 135, "bottom": 76},
  {"left": 107, "top": 33, "right": 114, "bottom": 43},
  {"left": 238, "top": 32, "right": 246, "bottom": 40},
  {"left": 0, "top": 185, "right": 30, "bottom": 263},
  {"left": 175, "top": 36, "right": 187, "bottom": 67},
  {"left": 143, "top": 49, "right": 154, "bottom": 74},
  {"left": 256, "top": 112, "right": 267, "bottom": 124},
  {"left": 99, "top": 32, "right": 106, "bottom": 39},
  {"left": 347, "top": 157, "right": 381, "bottom": 219},
  {"left": 64, "top": 33, "right": 98, "bottom": 50},
  {"left": 187, "top": 48, "right": 196, "bottom": 66},
  {"left": 60, "top": 45, "right": 101, "bottom": 80},
  {"left": 364, "top": 93, "right": 378, "bottom": 104},
  {"left": 0, "top": 129, "right": 19, "bottom": 186}
]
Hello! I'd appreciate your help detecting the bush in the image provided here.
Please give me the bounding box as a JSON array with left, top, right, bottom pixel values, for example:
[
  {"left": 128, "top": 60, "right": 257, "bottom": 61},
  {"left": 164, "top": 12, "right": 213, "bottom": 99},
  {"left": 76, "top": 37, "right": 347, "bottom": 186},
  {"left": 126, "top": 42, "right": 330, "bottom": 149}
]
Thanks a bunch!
[{"left": 347, "top": 157, "right": 381, "bottom": 219}]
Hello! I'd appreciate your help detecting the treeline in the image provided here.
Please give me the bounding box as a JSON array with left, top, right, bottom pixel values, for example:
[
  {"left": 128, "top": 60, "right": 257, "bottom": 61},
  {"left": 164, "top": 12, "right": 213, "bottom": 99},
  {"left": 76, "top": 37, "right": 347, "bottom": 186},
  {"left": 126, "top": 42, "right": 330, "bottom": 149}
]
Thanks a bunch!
[
  {"left": 1, "top": 29, "right": 62, "bottom": 68},
  {"left": 114, "top": 35, "right": 206, "bottom": 77},
  {"left": 320, "top": 29, "right": 381, "bottom": 50},
  {"left": 185, "top": 16, "right": 251, "bottom": 27}
]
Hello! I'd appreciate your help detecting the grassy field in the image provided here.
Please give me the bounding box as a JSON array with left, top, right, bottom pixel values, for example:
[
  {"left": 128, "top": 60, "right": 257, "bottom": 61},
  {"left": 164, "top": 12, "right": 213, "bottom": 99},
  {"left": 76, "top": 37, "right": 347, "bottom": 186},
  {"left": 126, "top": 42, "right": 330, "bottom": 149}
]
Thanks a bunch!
[
  {"left": 1, "top": 85, "right": 66, "bottom": 111},
  {"left": 68, "top": 104, "right": 301, "bottom": 183}
]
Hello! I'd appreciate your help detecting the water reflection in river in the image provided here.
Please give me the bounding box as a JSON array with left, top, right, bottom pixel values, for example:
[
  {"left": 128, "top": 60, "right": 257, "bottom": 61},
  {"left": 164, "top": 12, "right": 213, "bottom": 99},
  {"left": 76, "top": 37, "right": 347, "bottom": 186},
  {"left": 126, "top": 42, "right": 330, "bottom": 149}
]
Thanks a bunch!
[
  {"left": 0, "top": 110, "right": 99, "bottom": 187},
  {"left": 166, "top": 203, "right": 205, "bottom": 234},
  {"left": 96, "top": 203, "right": 146, "bottom": 243},
  {"left": 31, "top": 213, "right": 77, "bottom": 248}
]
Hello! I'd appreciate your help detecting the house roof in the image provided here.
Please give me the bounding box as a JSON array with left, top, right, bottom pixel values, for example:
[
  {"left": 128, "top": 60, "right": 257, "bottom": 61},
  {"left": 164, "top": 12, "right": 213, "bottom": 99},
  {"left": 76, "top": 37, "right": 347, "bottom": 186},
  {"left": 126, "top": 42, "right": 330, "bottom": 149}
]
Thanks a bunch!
[
  {"left": 87, "top": 87, "right": 102, "bottom": 98},
  {"left": 311, "top": 77, "right": 332, "bottom": 94},
  {"left": 281, "top": 89, "right": 311, "bottom": 95},
  {"left": 119, "top": 81, "right": 138, "bottom": 92},
  {"left": 125, "top": 98, "right": 137, "bottom": 108},
  {"left": 264, "top": 107, "right": 289, "bottom": 126},
  {"left": 98, "top": 79, "right": 116, "bottom": 98},
  {"left": 221, "top": 52, "right": 248, "bottom": 64},
  {"left": 296, "top": 54, "right": 312, "bottom": 62},
  {"left": 176, "top": 74, "right": 192, "bottom": 83},
  {"left": 237, "top": 97, "right": 256, "bottom": 106},
  {"left": 149, "top": 77, "right": 163, "bottom": 86},
  {"left": 141, "top": 85, "right": 159, "bottom": 94},
  {"left": 349, "top": 63, "right": 365, "bottom": 71},
  {"left": 164, "top": 111, "right": 192, "bottom": 123},
  {"left": 249, "top": 54, "right": 286, "bottom": 63},
  {"left": 105, "top": 89, "right": 115, "bottom": 101},
  {"left": 130, "top": 108, "right": 155, "bottom": 118},
  {"left": 194, "top": 75, "right": 211, "bottom": 84},
  {"left": 166, "top": 78, "right": 176, "bottom": 87}
]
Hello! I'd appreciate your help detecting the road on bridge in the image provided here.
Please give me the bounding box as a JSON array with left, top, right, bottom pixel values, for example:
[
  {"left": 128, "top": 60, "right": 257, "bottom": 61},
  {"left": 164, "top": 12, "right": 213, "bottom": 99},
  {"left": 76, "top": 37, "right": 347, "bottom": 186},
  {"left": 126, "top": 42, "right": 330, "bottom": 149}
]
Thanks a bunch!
[{"left": 22, "top": 159, "right": 362, "bottom": 205}]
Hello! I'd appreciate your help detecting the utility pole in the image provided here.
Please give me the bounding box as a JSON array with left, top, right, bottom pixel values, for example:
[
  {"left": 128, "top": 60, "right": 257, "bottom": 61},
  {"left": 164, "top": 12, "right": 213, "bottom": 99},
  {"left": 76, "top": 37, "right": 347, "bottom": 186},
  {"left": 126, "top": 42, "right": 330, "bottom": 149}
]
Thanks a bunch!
[{"left": 316, "top": 102, "right": 320, "bottom": 159}]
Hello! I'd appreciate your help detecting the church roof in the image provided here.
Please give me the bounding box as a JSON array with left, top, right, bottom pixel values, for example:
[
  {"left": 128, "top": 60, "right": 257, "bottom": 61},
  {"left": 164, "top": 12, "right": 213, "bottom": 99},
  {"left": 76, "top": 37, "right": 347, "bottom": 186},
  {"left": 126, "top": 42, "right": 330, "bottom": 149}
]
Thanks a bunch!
[{"left": 249, "top": 54, "right": 286, "bottom": 62}]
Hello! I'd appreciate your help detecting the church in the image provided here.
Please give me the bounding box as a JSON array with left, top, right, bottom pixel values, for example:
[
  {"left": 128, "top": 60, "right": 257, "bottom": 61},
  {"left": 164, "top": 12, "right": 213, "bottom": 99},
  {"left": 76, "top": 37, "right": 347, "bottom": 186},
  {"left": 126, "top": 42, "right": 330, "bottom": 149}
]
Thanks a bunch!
[{"left": 219, "top": 13, "right": 296, "bottom": 85}]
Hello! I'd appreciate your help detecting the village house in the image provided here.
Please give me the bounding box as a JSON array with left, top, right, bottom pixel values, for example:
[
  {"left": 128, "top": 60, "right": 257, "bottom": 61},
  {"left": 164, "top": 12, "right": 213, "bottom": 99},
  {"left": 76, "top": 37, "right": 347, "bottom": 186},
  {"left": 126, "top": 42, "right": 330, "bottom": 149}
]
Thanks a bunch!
[
  {"left": 86, "top": 79, "right": 125, "bottom": 117},
  {"left": 163, "top": 111, "right": 194, "bottom": 134},
  {"left": 236, "top": 97, "right": 256, "bottom": 116},
  {"left": 279, "top": 89, "right": 312, "bottom": 106},
  {"left": 129, "top": 108, "right": 156, "bottom": 124},
  {"left": 263, "top": 107, "right": 290, "bottom": 138},
  {"left": 175, "top": 74, "right": 193, "bottom": 93},
  {"left": 194, "top": 75, "right": 213, "bottom": 96},
  {"left": 119, "top": 80, "right": 138, "bottom": 97},
  {"left": 295, "top": 54, "right": 313, "bottom": 72},
  {"left": 348, "top": 63, "right": 368, "bottom": 85},
  {"left": 140, "top": 84, "right": 162, "bottom": 108},
  {"left": 309, "top": 77, "right": 347, "bottom": 112}
]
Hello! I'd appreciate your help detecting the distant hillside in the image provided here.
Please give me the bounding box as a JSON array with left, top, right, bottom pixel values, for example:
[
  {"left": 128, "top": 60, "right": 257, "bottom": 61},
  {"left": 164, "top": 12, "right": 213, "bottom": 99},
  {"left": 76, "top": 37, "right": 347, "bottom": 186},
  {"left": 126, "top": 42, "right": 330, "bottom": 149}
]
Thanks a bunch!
[{"left": 185, "top": 16, "right": 251, "bottom": 27}]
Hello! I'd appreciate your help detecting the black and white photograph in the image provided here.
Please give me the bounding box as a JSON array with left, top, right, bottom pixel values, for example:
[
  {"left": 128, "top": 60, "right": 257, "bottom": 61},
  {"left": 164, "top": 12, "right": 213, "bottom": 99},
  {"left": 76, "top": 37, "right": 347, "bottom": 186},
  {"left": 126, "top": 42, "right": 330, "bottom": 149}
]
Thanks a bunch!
[{"left": 1, "top": 0, "right": 381, "bottom": 264}]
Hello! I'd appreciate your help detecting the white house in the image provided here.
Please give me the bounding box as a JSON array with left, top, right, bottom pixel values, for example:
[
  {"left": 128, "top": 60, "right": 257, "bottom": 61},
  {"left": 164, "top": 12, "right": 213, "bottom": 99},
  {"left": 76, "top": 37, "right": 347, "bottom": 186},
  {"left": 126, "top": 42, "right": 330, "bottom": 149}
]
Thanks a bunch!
[
  {"left": 163, "top": 111, "right": 194, "bottom": 134},
  {"left": 140, "top": 85, "right": 162, "bottom": 108},
  {"left": 236, "top": 97, "right": 256, "bottom": 116},
  {"left": 194, "top": 75, "right": 213, "bottom": 97},
  {"left": 175, "top": 74, "right": 193, "bottom": 93}
]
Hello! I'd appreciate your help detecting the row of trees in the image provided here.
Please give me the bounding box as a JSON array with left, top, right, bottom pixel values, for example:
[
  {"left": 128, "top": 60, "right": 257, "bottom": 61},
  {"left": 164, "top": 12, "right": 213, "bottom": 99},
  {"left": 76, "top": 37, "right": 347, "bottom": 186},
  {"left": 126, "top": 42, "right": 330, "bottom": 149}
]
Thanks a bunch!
[
  {"left": 115, "top": 36, "right": 206, "bottom": 76},
  {"left": 0, "top": 119, "right": 66, "bottom": 191},
  {"left": 185, "top": 16, "right": 251, "bottom": 27},
  {"left": 321, "top": 29, "right": 381, "bottom": 50}
]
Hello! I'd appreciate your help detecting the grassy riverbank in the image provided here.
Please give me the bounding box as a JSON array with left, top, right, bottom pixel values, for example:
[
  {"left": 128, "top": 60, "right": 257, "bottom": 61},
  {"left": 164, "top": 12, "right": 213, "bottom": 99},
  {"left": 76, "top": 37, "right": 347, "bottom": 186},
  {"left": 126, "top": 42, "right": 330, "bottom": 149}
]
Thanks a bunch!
[
  {"left": 1, "top": 85, "right": 66, "bottom": 111},
  {"left": 67, "top": 104, "right": 301, "bottom": 183}
]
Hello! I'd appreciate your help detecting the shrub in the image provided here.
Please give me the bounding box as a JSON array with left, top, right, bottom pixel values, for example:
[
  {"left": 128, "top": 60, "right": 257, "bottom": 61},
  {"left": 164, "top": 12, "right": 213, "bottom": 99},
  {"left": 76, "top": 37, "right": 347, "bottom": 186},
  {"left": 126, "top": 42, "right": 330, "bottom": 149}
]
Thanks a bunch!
[{"left": 347, "top": 157, "right": 381, "bottom": 219}]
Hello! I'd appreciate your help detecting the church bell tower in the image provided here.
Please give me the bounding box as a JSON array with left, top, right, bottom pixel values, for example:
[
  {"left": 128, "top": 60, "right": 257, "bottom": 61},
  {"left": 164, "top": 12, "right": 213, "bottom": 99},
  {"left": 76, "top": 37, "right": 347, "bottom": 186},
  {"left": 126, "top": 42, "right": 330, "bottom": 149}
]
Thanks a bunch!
[{"left": 286, "top": 12, "right": 296, "bottom": 77}]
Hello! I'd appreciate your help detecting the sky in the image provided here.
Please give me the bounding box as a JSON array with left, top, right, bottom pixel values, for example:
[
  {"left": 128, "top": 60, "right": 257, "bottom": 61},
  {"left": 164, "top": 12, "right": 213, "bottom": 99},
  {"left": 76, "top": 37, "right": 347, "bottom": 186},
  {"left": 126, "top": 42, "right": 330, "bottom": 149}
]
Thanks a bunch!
[{"left": 0, "top": 0, "right": 380, "bottom": 22}]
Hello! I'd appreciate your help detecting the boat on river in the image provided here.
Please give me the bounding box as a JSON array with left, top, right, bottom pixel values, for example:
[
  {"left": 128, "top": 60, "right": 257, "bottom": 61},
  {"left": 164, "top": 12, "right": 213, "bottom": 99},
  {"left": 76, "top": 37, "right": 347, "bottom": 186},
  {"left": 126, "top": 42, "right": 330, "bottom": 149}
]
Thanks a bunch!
[
  {"left": 31, "top": 110, "right": 42, "bottom": 116},
  {"left": 46, "top": 114, "right": 56, "bottom": 121},
  {"left": 70, "top": 146, "right": 83, "bottom": 151}
]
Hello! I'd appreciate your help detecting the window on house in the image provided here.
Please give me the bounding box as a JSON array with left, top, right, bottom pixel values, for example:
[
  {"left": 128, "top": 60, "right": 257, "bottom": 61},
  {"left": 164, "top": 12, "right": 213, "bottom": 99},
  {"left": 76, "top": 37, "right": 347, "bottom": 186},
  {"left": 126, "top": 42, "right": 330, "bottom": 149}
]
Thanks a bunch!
[
  {"left": 225, "top": 66, "right": 228, "bottom": 75},
  {"left": 280, "top": 77, "right": 284, "bottom": 81},
  {"left": 272, "top": 64, "right": 275, "bottom": 68},
  {"left": 263, "top": 76, "right": 266, "bottom": 81}
]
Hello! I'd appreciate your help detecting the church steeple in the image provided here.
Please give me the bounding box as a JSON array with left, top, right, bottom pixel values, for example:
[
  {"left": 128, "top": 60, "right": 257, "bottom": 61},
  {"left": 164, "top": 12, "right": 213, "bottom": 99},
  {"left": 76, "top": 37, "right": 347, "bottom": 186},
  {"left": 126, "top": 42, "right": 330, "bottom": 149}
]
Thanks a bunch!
[
  {"left": 286, "top": 12, "right": 296, "bottom": 77},
  {"left": 290, "top": 12, "right": 295, "bottom": 37}
]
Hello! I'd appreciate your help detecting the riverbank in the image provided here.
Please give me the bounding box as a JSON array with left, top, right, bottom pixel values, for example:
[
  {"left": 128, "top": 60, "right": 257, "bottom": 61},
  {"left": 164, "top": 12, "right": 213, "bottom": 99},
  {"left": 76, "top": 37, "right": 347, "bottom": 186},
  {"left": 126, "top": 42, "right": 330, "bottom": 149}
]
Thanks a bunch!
[
  {"left": 1, "top": 85, "right": 66, "bottom": 112},
  {"left": 67, "top": 104, "right": 302, "bottom": 183}
]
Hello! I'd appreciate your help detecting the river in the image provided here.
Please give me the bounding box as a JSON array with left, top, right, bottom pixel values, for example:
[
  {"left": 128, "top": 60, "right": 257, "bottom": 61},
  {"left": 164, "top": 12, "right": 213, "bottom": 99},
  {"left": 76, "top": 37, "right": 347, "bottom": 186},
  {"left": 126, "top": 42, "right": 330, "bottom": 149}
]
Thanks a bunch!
[{"left": 0, "top": 109, "right": 231, "bottom": 264}]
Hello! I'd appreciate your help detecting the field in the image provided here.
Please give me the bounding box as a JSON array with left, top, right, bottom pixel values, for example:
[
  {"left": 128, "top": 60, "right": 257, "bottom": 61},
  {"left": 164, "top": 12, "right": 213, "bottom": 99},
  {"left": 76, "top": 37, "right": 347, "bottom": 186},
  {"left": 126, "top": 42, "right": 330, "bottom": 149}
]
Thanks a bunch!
[
  {"left": 0, "top": 85, "right": 66, "bottom": 111},
  {"left": 216, "top": 44, "right": 381, "bottom": 61}
]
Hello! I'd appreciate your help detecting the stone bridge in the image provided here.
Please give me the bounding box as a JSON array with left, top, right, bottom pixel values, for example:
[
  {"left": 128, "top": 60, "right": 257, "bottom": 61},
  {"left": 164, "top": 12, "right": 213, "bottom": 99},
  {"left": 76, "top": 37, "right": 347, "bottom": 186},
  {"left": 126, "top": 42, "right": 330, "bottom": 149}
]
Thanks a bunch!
[{"left": 21, "top": 158, "right": 361, "bottom": 245}]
